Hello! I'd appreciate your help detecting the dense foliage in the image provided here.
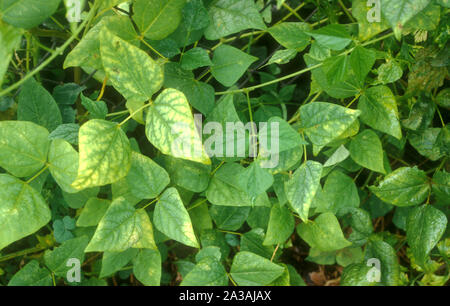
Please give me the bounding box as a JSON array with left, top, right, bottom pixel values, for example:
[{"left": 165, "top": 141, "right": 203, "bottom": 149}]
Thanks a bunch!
[{"left": 0, "top": 0, "right": 449, "bottom": 286}]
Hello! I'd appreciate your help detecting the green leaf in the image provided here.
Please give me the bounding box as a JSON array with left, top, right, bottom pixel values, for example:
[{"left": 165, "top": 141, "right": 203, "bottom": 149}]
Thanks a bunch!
[
  {"left": 211, "top": 44, "right": 258, "bottom": 87},
  {"left": 408, "top": 128, "right": 445, "bottom": 161},
  {"left": 265, "top": 49, "right": 297, "bottom": 66},
  {"left": 286, "top": 266, "right": 306, "bottom": 287},
  {"left": 115, "top": 152, "right": 170, "bottom": 200},
  {"left": 349, "top": 129, "right": 386, "bottom": 174},
  {"left": 206, "top": 162, "right": 271, "bottom": 207},
  {"left": 0, "top": 0, "right": 61, "bottom": 29},
  {"left": 210, "top": 205, "right": 251, "bottom": 231},
  {"left": 358, "top": 86, "right": 402, "bottom": 139},
  {"left": 336, "top": 247, "right": 364, "bottom": 267},
  {"left": 0, "top": 21, "right": 22, "bottom": 85},
  {"left": 17, "top": 78, "right": 62, "bottom": 132},
  {"left": 64, "top": 15, "right": 140, "bottom": 71},
  {"left": 369, "top": 167, "right": 430, "bottom": 207},
  {"left": 48, "top": 123, "right": 79, "bottom": 145},
  {"left": 340, "top": 263, "right": 378, "bottom": 286},
  {"left": 377, "top": 61, "right": 403, "bottom": 84},
  {"left": 200, "top": 229, "right": 230, "bottom": 261},
  {"left": 44, "top": 236, "right": 89, "bottom": 277},
  {"left": 100, "top": 248, "right": 138, "bottom": 278},
  {"left": 0, "top": 174, "right": 51, "bottom": 250},
  {"left": 100, "top": 30, "right": 163, "bottom": 101},
  {"left": 240, "top": 228, "right": 274, "bottom": 259},
  {"left": 62, "top": 187, "right": 99, "bottom": 209},
  {"left": 285, "top": 160, "right": 323, "bottom": 222},
  {"left": 317, "top": 170, "right": 360, "bottom": 217},
  {"left": 189, "top": 201, "right": 213, "bottom": 233},
  {"left": 48, "top": 139, "right": 79, "bottom": 193},
  {"left": 71, "top": 119, "right": 132, "bottom": 190},
  {"left": 322, "top": 54, "right": 350, "bottom": 86},
  {"left": 195, "top": 246, "right": 222, "bottom": 262},
  {"left": 259, "top": 116, "right": 305, "bottom": 153},
  {"left": 168, "top": 0, "right": 209, "bottom": 47},
  {"left": 133, "top": 0, "right": 186, "bottom": 40},
  {"left": 0, "top": 121, "right": 49, "bottom": 178},
  {"left": 153, "top": 187, "right": 199, "bottom": 248},
  {"left": 324, "top": 145, "right": 350, "bottom": 167},
  {"left": 133, "top": 248, "right": 161, "bottom": 286},
  {"left": 406, "top": 205, "right": 447, "bottom": 268},
  {"left": 80, "top": 94, "right": 108, "bottom": 120},
  {"left": 238, "top": 162, "right": 274, "bottom": 199},
  {"left": 297, "top": 212, "right": 352, "bottom": 252},
  {"left": 352, "top": 0, "right": 389, "bottom": 41},
  {"left": 76, "top": 198, "right": 111, "bottom": 227},
  {"left": 366, "top": 239, "right": 400, "bottom": 285},
  {"left": 8, "top": 260, "right": 52, "bottom": 286},
  {"left": 180, "top": 47, "right": 212, "bottom": 70},
  {"left": 161, "top": 155, "right": 211, "bottom": 193},
  {"left": 268, "top": 22, "right": 311, "bottom": 51},
  {"left": 304, "top": 53, "right": 359, "bottom": 99},
  {"left": 204, "top": 0, "right": 266, "bottom": 40},
  {"left": 145, "top": 88, "right": 210, "bottom": 164},
  {"left": 349, "top": 46, "right": 376, "bottom": 86},
  {"left": 230, "top": 251, "right": 284, "bottom": 286},
  {"left": 263, "top": 202, "right": 295, "bottom": 245},
  {"left": 53, "top": 217, "right": 74, "bottom": 244},
  {"left": 299, "top": 102, "right": 361, "bottom": 146},
  {"left": 432, "top": 171, "right": 450, "bottom": 205},
  {"left": 349, "top": 208, "right": 374, "bottom": 237},
  {"left": 85, "top": 197, "right": 157, "bottom": 252},
  {"left": 308, "top": 24, "right": 352, "bottom": 51},
  {"left": 52, "top": 83, "right": 84, "bottom": 106},
  {"left": 436, "top": 88, "right": 450, "bottom": 109},
  {"left": 268, "top": 264, "right": 290, "bottom": 286},
  {"left": 205, "top": 94, "right": 249, "bottom": 161},
  {"left": 180, "top": 257, "right": 228, "bottom": 286},
  {"left": 164, "top": 62, "right": 215, "bottom": 115},
  {"left": 380, "top": 0, "right": 431, "bottom": 36}
]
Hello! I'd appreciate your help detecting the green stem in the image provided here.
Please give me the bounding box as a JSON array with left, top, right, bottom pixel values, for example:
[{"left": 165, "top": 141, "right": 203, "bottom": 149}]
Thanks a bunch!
[
  {"left": 216, "top": 63, "right": 323, "bottom": 95},
  {"left": 346, "top": 93, "right": 361, "bottom": 108},
  {"left": 210, "top": 161, "right": 225, "bottom": 176},
  {"left": 139, "top": 37, "right": 168, "bottom": 61},
  {"left": 227, "top": 273, "right": 238, "bottom": 286},
  {"left": 282, "top": 2, "right": 304, "bottom": 21},
  {"left": 118, "top": 101, "right": 152, "bottom": 127},
  {"left": 187, "top": 199, "right": 208, "bottom": 211},
  {"left": 218, "top": 230, "right": 242, "bottom": 236},
  {"left": 338, "top": 0, "right": 356, "bottom": 22},
  {"left": 215, "top": 32, "right": 394, "bottom": 96},
  {"left": 141, "top": 197, "right": 159, "bottom": 210},
  {"left": 26, "top": 164, "right": 49, "bottom": 184},
  {"left": 0, "top": 246, "right": 47, "bottom": 263}
]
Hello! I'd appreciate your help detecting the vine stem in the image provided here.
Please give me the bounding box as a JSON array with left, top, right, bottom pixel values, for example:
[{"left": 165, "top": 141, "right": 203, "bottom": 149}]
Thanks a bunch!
[
  {"left": 141, "top": 197, "right": 159, "bottom": 210},
  {"left": 139, "top": 37, "right": 168, "bottom": 61},
  {"left": 0, "top": 1, "right": 99, "bottom": 98},
  {"left": 216, "top": 63, "right": 323, "bottom": 95},
  {"left": 118, "top": 101, "right": 153, "bottom": 127},
  {"left": 345, "top": 93, "right": 361, "bottom": 108},
  {"left": 227, "top": 273, "right": 238, "bottom": 286},
  {"left": 26, "top": 164, "right": 49, "bottom": 184},
  {"left": 96, "top": 76, "right": 108, "bottom": 101},
  {"left": 215, "top": 32, "right": 395, "bottom": 96},
  {"left": 0, "top": 246, "right": 47, "bottom": 262},
  {"left": 270, "top": 244, "right": 280, "bottom": 262},
  {"left": 338, "top": 0, "right": 356, "bottom": 22},
  {"left": 187, "top": 199, "right": 208, "bottom": 211}
]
